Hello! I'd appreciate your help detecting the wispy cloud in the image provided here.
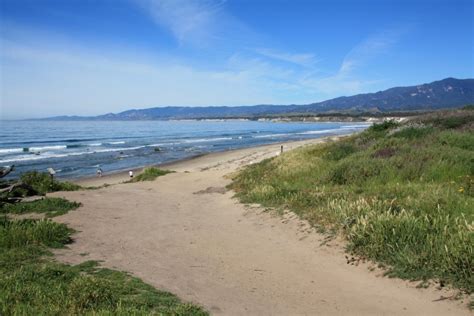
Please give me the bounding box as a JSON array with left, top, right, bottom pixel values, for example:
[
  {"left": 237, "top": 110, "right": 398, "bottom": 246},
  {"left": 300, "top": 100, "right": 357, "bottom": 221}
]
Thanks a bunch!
[
  {"left": 255, "top": 48, "right": 318, "bottom": 67},
  {"left": 295, "top": 29, "right": 404, "bottom": 97},
  {"left": 135, "top": 0, "right": 403, "bottom": 99},
  {"left": 137, "top": 0, "right": 227, "bottom": 45},
  {"left": 339, "top": 29, "right": 403, "bottom": 75}
]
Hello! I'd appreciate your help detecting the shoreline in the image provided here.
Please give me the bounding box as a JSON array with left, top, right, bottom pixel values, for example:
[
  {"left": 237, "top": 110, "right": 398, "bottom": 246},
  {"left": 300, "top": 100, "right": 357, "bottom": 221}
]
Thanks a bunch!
[{"left": 73, "top": 133, "right": 353, "bottom": 187}]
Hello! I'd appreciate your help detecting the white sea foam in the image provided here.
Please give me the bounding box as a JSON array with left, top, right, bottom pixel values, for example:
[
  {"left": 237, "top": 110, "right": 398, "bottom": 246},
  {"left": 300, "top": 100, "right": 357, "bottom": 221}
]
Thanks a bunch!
[
  {"left": 182, "top": 137, "right": 233, "bottom": 143},
  {"left": 0, "top": 145, "right": 147, "bottom": 164},
  {"left": 0, "top": 145, "right": 71, "bottom": 156},
  {"left": 254, "top": 133, "right": 292, "bottom": 138},
  {"left": 0, "top": 148, "right": 24, "bottom": 154},
  {"left": 29, "top": 145, "right": 67, "bottom": 151}
]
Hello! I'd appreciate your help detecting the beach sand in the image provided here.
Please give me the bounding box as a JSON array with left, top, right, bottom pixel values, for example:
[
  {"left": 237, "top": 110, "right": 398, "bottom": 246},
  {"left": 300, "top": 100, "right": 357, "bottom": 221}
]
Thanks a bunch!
[{"left": 52, "top": 136, "right": 470, "bottom": 315}]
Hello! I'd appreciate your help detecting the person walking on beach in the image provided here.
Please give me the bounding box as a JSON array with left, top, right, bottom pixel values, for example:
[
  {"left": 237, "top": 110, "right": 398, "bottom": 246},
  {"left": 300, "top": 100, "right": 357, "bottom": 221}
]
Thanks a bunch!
[
  {"left": 96, "top": 167, "right": 103, "bottom": 177},
  {"left": 129, "top": 170, "right": 134, "bottom": 178}
]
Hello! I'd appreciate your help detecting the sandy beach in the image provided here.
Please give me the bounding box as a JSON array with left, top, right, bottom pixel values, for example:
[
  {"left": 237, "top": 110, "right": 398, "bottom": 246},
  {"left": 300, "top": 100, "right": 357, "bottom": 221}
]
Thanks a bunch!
[{"left": 51, "top": 136, "right": 470, "bottom": 315}]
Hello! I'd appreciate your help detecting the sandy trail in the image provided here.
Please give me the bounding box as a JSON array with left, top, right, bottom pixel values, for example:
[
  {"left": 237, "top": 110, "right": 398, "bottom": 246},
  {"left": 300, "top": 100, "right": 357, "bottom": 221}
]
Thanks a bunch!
[{"left": 53, "top": 138, "right": 469, "bottom": 315}]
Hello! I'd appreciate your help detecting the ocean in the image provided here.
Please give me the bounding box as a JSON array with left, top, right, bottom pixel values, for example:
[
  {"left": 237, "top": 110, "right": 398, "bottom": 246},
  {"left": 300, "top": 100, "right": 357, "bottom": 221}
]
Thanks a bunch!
[{"left": 0, "top": 120, "right": 370, "bottom": 179}]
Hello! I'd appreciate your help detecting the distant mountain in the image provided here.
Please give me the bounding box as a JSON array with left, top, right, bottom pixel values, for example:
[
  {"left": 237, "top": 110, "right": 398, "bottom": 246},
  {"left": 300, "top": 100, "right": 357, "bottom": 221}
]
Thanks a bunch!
[
  {"left": 297, "top": 77, "right": 474, "bottom": 113},
  {"left": 43, "top": 78, "right": 474, "bottom": 120}
]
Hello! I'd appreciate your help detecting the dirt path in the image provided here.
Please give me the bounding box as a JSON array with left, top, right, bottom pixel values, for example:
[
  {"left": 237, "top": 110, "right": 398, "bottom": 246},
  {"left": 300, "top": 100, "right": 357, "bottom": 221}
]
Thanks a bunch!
[{"left": 53, "top": 138, "right": 470, "bottom": 315}]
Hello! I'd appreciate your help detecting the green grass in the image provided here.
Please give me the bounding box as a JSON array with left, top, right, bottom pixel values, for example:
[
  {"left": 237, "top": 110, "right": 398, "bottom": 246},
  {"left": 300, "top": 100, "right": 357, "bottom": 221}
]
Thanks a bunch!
[
  {"left": 0, "top": 171, "right": 83, "bottom": 200},
  {"left": 231, "top": 109, "right": 474, "bottom": 293},
  {"left": 129, "top": 167, "right": 173, "bottom": 182},
  {"left": 20, "top": 171, "right": 82, "bottom": 194},
  {"left": 0, "top": 214, "right": 207, "bottom": 315},
  {"left": 0, "top": 197, "right": 81, "bottom": 218}
]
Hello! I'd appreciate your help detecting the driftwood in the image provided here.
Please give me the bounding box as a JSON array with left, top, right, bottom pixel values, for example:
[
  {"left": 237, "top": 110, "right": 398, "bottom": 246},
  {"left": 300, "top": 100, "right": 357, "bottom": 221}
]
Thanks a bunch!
[
  {"left": 0, "top": 181, "right": 37, "bottom": 204},
  {"left": 0, "top": 181, "right": 25, "bottom": 194}
]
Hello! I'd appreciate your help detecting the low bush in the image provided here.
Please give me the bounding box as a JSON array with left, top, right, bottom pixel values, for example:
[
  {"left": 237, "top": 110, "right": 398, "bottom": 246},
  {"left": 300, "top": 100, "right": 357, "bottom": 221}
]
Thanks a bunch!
[
  {"left": 367, "top": 120, "right": 400, "bottom": 133},
  {"left": 20, "top": 171, "right": 82, "bottom": 195}
]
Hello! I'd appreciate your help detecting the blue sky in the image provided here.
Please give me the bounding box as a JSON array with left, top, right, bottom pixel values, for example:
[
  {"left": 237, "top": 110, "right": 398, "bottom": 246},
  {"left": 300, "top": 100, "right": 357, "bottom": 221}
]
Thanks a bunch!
[{"left": 1, "top": 0, "right": 473, "bottom": 119}]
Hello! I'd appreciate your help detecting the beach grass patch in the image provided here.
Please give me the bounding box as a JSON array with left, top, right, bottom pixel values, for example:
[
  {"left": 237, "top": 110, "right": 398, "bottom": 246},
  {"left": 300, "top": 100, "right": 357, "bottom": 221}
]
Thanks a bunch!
[
  {"left": 392, "top": 126, "right": 433, "bottom": 139},
  {"left": 129, "top": 167, "right": 173, "bottom": 182},
  {"left": 0, "top": 197, "right": 81, "bottom": 218},
  {"left": 20, "top": 171, "right": 82, "bottom": 195}
]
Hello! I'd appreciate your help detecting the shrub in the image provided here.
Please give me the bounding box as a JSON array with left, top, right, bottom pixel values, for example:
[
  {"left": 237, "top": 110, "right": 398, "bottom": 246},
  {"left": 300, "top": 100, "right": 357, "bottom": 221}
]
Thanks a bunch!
[
  {"left": 368, "top": 120, "right": 400, "bottom": 132},
  {"left": 20, "top": 171, "right": 82, "bottom": 195}
]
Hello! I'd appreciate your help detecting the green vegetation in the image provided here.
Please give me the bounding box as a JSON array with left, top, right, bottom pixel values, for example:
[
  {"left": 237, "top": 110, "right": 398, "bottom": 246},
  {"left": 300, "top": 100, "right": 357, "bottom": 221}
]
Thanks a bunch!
[
  {"left": 1, "top": 171, "right": 82, "bottom": 202},
  {"left": 129, "top": 167, "right": 173, "bottom": 182},
  {"left": 231, "top": 110, "right": 473, "bottom": 293},
  {"left": 0, "top": 197, "right": 81, "bottom": 218},
  {"left": 0, "top": 174, "right": 206, "bottom": 314},
  {"left": 20, "top": 171, "right": 82, "bottom": 194}
]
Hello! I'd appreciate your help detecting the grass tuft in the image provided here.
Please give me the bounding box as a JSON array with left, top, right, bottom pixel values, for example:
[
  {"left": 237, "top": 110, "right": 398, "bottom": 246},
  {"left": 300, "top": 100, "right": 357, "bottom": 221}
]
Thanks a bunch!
[
  {"left": 129, "top": 167, "right": 173, "bottom": 182},
  {"left": 0, "top": 197, "right": 81, "bottom": 218}
]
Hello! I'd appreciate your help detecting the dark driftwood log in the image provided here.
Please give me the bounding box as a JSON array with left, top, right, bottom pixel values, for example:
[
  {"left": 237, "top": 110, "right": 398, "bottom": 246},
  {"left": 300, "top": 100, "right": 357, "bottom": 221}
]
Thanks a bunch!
[{"left": 0, "top": 181, "right": 37, "bottom": 204}]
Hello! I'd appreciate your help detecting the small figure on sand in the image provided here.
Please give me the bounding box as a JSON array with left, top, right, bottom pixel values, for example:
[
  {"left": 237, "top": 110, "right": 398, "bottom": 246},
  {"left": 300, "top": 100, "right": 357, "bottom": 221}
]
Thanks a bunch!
[
  {"left": 129, "top": 170, "right": 134, "bottom": 178},
  {"left": 47, "top": 167, "right": 56, "bottom": 182},
  {"left": 96, "top": 167, "right": 103, "bottom": 177}
]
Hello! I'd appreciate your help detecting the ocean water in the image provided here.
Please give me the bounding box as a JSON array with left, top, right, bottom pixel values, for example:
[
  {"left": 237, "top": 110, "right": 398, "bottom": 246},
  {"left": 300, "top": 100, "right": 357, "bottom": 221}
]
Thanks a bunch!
[{"left": 0, "top": 120, "right": 370, "bottom": 179}]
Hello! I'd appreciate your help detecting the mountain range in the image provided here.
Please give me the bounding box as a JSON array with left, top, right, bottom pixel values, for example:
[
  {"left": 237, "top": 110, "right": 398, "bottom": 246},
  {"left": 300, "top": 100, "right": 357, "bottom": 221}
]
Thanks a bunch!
[{"left": 45, "top": 77, "right": 474, "bottom": 120}]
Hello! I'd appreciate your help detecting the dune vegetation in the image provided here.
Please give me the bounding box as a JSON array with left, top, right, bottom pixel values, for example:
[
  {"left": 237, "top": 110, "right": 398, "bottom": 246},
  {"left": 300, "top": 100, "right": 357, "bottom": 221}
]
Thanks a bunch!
[
  {"left": 128, "top": 167, "right": 173, "bottom": 182},
  {"left": 231, "top": 109, "right": 473, "bottom": 294}
]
